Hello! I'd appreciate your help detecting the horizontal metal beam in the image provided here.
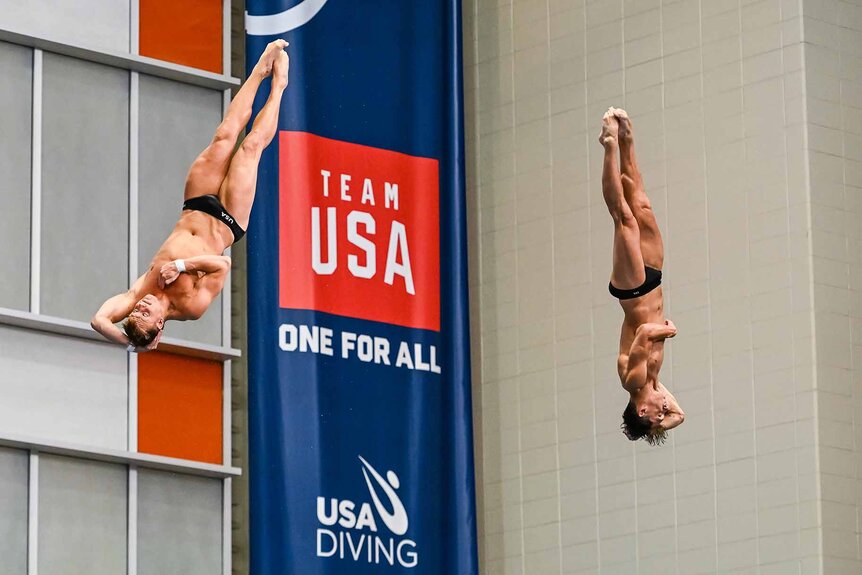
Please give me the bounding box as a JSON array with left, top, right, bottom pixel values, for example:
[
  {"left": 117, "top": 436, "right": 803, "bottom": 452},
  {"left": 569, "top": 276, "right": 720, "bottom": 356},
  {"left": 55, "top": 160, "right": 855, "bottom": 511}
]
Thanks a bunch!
[
  {"left": 0, "top": 307, "right": 241, "bottom": 361},
  {"left": 0, "top": 27, "right": 240, "bottom": 90},
  {"left": 0, "top": 432, "right": 241, "bottom": 479}
]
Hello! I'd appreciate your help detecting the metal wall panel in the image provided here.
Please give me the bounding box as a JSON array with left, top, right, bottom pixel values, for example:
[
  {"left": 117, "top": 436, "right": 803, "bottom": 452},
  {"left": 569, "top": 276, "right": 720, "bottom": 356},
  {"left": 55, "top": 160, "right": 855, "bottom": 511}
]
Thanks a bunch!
[
  {"left": 0, "top": 326, "right": 127, "bottom": 450},
  {"left": 138, "top": 469, "right": 222, "bottom": 575},
  {"left": 40, "top": 54, "right": 129, "bottom": 323},
  {"left": 0, "top": 42, "right": 32, "bottom": 311},
  {"left": 0, "top": 447, "right": 27, "bottom": 575},
  {"left": 0, "top": 0, "right": 130, "bottom": 53},
  {"left": 38, "top": 455, "right": 127, "bottom": 575}
]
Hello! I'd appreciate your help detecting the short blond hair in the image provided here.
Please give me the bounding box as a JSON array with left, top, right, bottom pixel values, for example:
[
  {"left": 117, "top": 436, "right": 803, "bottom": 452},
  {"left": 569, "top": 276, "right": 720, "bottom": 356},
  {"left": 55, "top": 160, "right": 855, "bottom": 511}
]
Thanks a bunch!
[{"left": 123, "top": 317, "right": 159, "bottom": 348}]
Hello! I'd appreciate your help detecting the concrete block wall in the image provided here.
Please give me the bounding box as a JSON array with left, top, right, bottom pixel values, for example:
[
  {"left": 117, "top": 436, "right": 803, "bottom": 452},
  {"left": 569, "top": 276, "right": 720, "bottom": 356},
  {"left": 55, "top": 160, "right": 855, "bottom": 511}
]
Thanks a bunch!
[{"left": 803, "top": 0, "right": 862, "bottom": 572}]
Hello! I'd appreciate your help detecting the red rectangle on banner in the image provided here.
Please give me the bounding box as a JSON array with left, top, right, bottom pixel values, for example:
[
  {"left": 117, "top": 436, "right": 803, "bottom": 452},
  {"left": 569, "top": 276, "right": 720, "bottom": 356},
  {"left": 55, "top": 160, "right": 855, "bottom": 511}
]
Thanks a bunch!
[{"left": 279, "top": 132, "right": 440, "bottom": 331}]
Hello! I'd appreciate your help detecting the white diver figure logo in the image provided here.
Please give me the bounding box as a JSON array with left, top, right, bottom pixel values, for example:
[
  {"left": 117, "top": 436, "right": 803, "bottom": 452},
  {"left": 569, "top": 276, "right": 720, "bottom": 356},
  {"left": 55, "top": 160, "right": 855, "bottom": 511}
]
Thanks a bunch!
[
  {"left": 358, "top": 455, "right": 409, "bottom": 536},
  {"left": 245, "top": 0, "right": 329, "bottom": 35}
]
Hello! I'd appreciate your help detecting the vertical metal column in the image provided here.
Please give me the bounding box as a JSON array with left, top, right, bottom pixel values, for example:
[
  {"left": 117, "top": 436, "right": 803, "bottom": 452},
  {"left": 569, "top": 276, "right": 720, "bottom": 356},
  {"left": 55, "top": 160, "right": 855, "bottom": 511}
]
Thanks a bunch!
[
  {"left": 222, "top": 2, "right": 234, "bottom": 571},
  {"left": 29, "top": 49, "right": 43, "bottom": 315},
  {"left": 128, "top": 4, "right": 141, "bottom": 572},
  {"left": 27, "top": 452, "right": 39, "bottom": 575}
]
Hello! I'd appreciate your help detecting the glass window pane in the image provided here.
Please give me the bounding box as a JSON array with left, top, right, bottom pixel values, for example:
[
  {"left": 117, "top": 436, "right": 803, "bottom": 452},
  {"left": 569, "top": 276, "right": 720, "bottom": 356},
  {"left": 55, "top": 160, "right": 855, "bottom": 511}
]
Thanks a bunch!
[
  {"left": 139, "top": 75, "right": 224, "bottom": 345},
  {"left": 0, "top": 42, "right": 32, "bottom": 311},
  {"left": 41, "top": 54, "right": 129, "bottom": 323},
  {"left": 0, "top": 447, "right": 28, "bottom": 575},
  {"left": 138, "top": 469, "right": 222, "bottom": 575},
  {"left": 39, "top": 456, "right": 127, "bottom": 575}
]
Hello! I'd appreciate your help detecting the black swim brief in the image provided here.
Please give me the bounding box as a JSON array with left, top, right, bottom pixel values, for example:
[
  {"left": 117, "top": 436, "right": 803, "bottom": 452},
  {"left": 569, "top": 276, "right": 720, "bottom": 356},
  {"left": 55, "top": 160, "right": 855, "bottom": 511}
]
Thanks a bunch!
[
  {"left": 609, "top": 266, "right": 662, "bottom": 300},
  {"left": 182, "top": 194, "right": 245, "bottom": 244}
]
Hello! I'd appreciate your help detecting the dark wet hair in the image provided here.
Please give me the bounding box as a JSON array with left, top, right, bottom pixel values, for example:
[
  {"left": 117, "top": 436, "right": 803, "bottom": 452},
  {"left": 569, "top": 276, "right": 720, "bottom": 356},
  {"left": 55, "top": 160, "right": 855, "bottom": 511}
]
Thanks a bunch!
[
  {"left": 123, "top": 317, "right": 159, "bottom": 349},
  {"left": 621, "top": 402, "right": 667, "bottom": 446}
]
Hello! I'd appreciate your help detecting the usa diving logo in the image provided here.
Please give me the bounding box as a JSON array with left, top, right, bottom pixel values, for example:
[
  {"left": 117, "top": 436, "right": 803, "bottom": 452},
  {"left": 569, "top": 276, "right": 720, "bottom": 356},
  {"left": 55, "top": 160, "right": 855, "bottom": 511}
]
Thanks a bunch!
[{"left": 316, "top": 456, "right": 418, "bottom": 568}]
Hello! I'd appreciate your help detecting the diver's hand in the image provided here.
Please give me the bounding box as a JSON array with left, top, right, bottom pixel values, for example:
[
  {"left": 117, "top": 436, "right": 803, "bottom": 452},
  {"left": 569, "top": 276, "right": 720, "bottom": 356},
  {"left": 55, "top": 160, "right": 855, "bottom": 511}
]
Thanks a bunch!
[
  {"left": 131, "top": 329, "right": 162, "bottom": 353},
  {"left": 664, "top": 319, "right": 677, "bottom": 338},
  {"left": 145, "top": 329, "right": 163, "bottom": 351},
  {"left": 159, "top": 261, "right": 181, "bottom": 288}
]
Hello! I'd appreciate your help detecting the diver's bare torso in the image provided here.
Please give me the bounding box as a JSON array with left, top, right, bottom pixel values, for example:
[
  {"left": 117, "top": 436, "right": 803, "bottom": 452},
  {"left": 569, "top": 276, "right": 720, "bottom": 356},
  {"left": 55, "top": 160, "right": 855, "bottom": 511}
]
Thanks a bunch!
[
  {"left": 137, "top": 211, "right": 233, "bottom": 321},
  {"left": 616, "top": 288, "right": 665, "bottom": 382}
]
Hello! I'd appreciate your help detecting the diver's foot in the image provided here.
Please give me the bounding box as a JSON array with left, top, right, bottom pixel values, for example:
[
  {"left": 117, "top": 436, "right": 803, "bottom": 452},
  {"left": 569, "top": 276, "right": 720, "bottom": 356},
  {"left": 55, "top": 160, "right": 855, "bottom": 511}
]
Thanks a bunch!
[{"left": 599, "top": 107, "right": 619, "bottom": 148}]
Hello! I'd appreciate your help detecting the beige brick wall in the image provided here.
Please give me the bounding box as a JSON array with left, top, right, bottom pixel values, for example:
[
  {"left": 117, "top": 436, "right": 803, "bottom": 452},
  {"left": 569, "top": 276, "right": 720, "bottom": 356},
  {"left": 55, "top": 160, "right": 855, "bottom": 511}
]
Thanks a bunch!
[
  {"left": 463, "top": 0, "right": 839, "bottom": 572},
  {"left": 804, "top": 1, "right": 862, "bottom": 573}
]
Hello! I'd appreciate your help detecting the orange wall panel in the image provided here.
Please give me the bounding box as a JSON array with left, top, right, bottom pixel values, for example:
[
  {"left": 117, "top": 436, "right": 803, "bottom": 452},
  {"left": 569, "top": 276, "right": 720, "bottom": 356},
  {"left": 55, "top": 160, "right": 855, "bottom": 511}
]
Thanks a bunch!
[
  {"left": 138, "top": 352, "right": 223, "bottom": 464},
  {"left": 139, "top": 0, "right": 223, "bottom": 73}
]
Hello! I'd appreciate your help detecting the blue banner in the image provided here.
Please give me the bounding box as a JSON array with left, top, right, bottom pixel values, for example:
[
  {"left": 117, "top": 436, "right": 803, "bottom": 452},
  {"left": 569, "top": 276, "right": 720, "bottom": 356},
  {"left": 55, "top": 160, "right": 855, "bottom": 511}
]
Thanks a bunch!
[{"left": 245, "top": 1, "right": 478, "bottom": 574}]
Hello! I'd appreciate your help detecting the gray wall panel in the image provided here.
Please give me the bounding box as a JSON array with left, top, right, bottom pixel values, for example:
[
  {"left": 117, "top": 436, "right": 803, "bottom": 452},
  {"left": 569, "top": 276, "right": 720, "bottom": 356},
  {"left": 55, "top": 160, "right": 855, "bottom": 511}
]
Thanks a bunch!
[
  {"left": 138, "top": 469, "right": 222, "bottom": 575},
  {"left": 0, "top": 326, "right": 127, "bottom": 450},
  {"left": 39, "top": 456, "right": 127, "bottom": 575},
  {"left": 0, "top": 0, "right": 129, "bottom": 53},
  {"left": 0, "top": 42, "right": 32, "bottom": 311},
  {"left": 0, "top": 447, "right": 27, "bottom": 575},
  {"left": 139, "top": 75, "right": 223, "bottom": 345},
  {"left": 40, "top": 54, "right": 128, "bottom": 323}
]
